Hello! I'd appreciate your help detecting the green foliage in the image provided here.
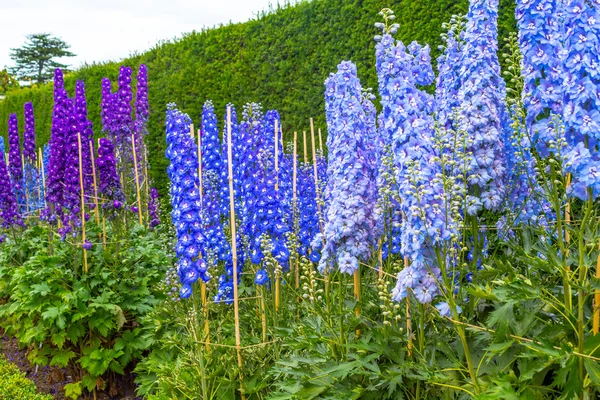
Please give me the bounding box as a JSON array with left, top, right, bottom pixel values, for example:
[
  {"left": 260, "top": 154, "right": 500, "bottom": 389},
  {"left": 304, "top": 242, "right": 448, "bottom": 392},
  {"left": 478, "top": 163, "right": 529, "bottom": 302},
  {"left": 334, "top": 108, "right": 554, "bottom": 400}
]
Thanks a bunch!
[
  {"left": 0, "top": 0, "right": 516, "bottom": 203},
  {"left": 0, "top": 354, "right": 53, "bottom": 400},
  {"left": 0, "top": 222, "right": 171, "bottom": 396},
  {"left": 0, "top": 69, "right": 19, "bottom": 95},
  {"left": 9, "top": 33, "right": 76, "bottom": 84}
]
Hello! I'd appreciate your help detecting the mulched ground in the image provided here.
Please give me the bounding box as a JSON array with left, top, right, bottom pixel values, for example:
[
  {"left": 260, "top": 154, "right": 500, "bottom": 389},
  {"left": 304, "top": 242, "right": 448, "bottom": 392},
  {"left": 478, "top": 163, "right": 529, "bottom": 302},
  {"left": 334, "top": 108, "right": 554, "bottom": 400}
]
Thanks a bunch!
[{"left": 0, "top": 334, "right": 141, "bottom": 400}]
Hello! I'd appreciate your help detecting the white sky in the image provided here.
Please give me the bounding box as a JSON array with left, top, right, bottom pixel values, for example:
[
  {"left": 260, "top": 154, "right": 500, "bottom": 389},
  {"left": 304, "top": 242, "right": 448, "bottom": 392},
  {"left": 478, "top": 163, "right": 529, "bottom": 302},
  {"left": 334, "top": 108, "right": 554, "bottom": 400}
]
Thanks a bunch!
[{"left": 0, "top": 0, "right": 282, "bottom": 70}]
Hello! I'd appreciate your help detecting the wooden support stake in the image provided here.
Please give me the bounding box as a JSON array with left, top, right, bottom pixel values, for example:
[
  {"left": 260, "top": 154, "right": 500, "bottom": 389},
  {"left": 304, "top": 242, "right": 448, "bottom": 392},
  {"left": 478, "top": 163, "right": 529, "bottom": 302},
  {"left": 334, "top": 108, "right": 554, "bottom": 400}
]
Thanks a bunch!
[
  {"left": 89, "top": 141, "right": 100, "bottom": 224},
  {"left": 77, "top": 133, "right": 88, "bottom": 274},
  {"left": 303, "top": 131, "right": 308, "bottom": 164},
  {"left": 405, "top": 255, "right": 412, "bottom": 356},
  {"left": 227, "top": 106, "right": 245, "bottom": 400},
  {"left": 594, "top": 251, "right": 600, "bottom": 335},
  {"left": 131, "top": 133, "right": 143, "bottom": 225},
  {"left": 293, "top": 132, "right": 299, "bottom": 291},
  {"left": 195, "top": 127, "right": 210, "bottom": 349},
  {"left": 354, "top": 267, "right": 361, "bottom": 337},
  {"left": 318, "top": 128, "right": 323, "bottom": 153},
  {"left": 38, "top": 148, "right": 46, "bottom": 207}
]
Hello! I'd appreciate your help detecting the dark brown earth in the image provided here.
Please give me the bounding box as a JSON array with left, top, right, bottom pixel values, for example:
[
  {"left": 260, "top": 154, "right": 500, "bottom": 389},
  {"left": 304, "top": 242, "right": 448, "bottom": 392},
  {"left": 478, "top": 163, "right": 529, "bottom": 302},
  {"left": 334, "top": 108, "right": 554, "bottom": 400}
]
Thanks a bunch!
[{"left": 1, "top": 334, "right": 142, "bottom": 400}]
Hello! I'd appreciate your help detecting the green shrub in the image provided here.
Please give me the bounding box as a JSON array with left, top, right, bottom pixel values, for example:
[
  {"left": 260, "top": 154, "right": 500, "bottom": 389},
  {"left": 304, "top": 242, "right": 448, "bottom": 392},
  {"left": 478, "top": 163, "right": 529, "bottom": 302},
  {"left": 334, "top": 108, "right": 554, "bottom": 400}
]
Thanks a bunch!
[{"left": 0, "top": 355, "right": 53, "bottom": 400}]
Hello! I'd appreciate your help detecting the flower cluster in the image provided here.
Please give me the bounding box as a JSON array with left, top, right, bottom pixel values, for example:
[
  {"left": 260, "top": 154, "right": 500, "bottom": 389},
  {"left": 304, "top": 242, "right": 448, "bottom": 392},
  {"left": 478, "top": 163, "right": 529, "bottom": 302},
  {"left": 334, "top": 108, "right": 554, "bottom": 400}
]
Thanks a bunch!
[
  {"left": 516, "top": 0, "right": 565, "bottom": 157},
  {"left": 456, "top": 0, "right": 507, "bottom": 214},
  {"left": 22, "top": 102, "right": 36, "bottom": 162},
  {"left": 97, "top": 138, "right": 125, "bottom": 209},
  {"left": 148, "top": 187, "right": 161, "bottom": 229},
  {"left": 44, "top": 69, "right": 69, "bottom": 221},
  {"left": 561, "top": 0, "right": 600, "bottom": 200},
  {"left": 316, "top": 61, "right": 379, "bottom": 275},
  {"left": 165, "top": 104, "right": 208, "bottom": 299},
  {"left": 7, "top": 114, "right": 24, "bottom": 210},
  {"left": 0, "top": 148, "right": 22, "bottom": 228},
  {"left": 201, "top": 101, "right": 231, "bottom": 267},
  {"left": 374, "top": 16, "right": 457, "bottom": 304}
]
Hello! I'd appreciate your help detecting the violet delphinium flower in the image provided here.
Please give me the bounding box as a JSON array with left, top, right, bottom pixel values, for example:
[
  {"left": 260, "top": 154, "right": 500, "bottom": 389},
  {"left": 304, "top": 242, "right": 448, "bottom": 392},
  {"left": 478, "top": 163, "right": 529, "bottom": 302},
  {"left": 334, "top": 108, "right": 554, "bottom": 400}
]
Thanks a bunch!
[
  {"left": 456, "top": 0, "right": 507, "bottom": 214},
  {"left": 316, "top": 61, "right": 379, "bottom": 275},
  {"left": 165, "top": 104, "right": 209, "bottom": 299},
  {"left": 148, "top": 187, "right": 161, "bottom": 229},
  {"left": 74, "top": 81, "right": 95, "bottom": 199},
  {"left": 374, "top": 14, "right": 457, "bottom": 304},
  {"left": 22, "top": 102, "right": 36, "bottom": 162},
  {"left": 7, "top": 114, "right": 24, "bottom": 210},
  {"left": 101, "top": 78, "right": 115, "bottom": 136},
  {"left": 44, "top": 69, "right": 69, "bottom": 222},
  {"left": 97, "top": 138, "right": 125, "bottom": 207},
  {"left": 113, "top": 66, "right": 134, "bottom": 170},
  {"left": 0, "top": 147, "right": 22, "bottom": 228}
]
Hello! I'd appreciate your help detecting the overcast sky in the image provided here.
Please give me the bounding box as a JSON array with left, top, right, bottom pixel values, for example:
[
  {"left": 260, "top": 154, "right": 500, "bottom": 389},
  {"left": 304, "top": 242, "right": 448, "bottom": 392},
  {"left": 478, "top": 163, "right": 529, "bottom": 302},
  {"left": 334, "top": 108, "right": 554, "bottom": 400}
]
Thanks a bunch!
[{"left": 0, "top": 0, "right": 282, "bottom": 71}]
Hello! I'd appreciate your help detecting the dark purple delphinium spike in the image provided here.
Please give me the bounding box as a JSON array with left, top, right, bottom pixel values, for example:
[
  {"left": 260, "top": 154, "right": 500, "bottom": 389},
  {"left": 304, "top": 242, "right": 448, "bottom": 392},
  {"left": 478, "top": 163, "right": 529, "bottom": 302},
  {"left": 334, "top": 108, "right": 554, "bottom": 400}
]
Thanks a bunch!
[
  {"left": 135, "top": 64, "right": 149, "bottom": 133},
  {"left": 134, "top": 64, "right": 149, "bottom": 183},
  {"left": 97, "top": 138, "right": 125, "bottom": 208},
  {"left": 114, "top": 66, "right": 133, "bottom": 164},
  {"left": 7, "top": 113, "right": 24, "bottom": 210},
  {"left": 23, "top": 102, "right": 36, "bottom": 163},
  {"left": 44, "top": 69, "right": 69, "bottom": 222},
  {"left": 148, "top": 187, "right": 160, "bottom": 229},
  {"left": 101, "top": 78, "right": 115, "bottom": 136},
  {"left": 0, "top": 151, "right": 22, "bottom": 228},
  {"left": 74, "top": 81, "right": 94, "bottom": 200},
  {"left": 62, "top": 97, "right": 82, "bottom": 225}
]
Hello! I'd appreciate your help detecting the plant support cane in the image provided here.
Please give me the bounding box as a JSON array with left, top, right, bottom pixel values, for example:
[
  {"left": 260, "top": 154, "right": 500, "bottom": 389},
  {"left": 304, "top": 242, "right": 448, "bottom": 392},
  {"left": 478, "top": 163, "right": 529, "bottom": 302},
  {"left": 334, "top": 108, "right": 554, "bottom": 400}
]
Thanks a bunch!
[{"left": 227, "top": 106, "right": 246, "bottom": 400}]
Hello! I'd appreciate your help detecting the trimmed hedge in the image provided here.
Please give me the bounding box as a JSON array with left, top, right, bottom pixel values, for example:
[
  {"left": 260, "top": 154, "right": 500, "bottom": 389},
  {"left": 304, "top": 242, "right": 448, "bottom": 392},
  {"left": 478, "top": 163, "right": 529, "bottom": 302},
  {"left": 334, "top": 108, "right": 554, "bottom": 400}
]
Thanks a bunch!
[
  {"left": 0, "top": 0, "right": 516, "bottom": 199},
  {"left": 0, "top": 355, "right": 53, "bottom": 400}
]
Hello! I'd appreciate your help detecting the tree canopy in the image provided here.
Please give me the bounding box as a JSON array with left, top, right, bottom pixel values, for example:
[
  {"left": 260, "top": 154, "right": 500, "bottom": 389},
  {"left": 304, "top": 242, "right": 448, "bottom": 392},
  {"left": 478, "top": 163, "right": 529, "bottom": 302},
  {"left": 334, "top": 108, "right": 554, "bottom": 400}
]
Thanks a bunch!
[{"left": 9, "top": 33, "right": 75, "bottom": 84}]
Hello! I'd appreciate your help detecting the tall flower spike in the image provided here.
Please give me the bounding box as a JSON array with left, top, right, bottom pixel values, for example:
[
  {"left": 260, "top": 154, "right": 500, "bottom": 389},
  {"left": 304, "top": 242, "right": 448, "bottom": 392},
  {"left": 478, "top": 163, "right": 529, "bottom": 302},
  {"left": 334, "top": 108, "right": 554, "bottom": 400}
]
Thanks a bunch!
[
  {"left": 375, "top": 12, "right": 457, "bottom": 304},
  {"left": 148, "top": 187, "right": 160, "bottom": 229},
  {"left": 23, "top": 102, "right": 36, "bottom": 163},
  {"left": 560, "top": 0, "right": 600, "bottom": 200},
  {"left": 516, "top": 0, "right": 566, "bottom": 157},
  {"left": 456, "top": 0, "right": 507, "bottom": 214},
  {"left": 165, "top": 104, "right": 209, "bottom": 299},
  {"left": 7, "top": 114, "right": 24, "bottom": 211},
  {"left": 97, "top": 138, "right": 125, "bottom": 209},
  {"left": 44, "top": 69, "right": 69, "bottom": 222},
  {"left": 23, "top": 102, "right": 42, "bottom": 212},
  {"left": 0, "top": 149, "right": 22, "bottom": 228},
  {"left": 201, "top": 100, "right": 231, "bottom": 267},
  {"left": 316, "top": 61, "right": 379, "bottom": 275}
]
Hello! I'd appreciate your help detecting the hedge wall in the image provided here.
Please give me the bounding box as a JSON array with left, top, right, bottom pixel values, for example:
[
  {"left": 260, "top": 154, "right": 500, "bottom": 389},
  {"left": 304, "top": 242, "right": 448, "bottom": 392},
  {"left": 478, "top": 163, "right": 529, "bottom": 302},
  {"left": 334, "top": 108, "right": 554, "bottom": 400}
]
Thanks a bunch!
[{"left": 0, "top": 0, "right": 516, "bottom": 199}]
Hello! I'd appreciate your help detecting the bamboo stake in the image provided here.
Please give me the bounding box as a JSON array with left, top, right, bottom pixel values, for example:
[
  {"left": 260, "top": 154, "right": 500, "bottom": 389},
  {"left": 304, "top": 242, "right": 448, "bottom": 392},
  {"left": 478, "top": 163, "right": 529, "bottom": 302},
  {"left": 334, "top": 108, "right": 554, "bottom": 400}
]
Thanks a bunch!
[
  {"left": 303, "top": 131, "right": 308, "bottom": 164},
  {"left": 405, "top": 255, "right": 412, "bottom": 356},
  {"left": 89, "top": 141, "right": 100, "bottom": 225},
  {"left": 274, "top": 120, "right": 281, "bottom": 311},
  {"left": 196, "top": 127, "right": 210, "bottom": 350},
  {"left": 293, "top": 132, "right": 299, "bottom": 291},
  {"left": 131, "top": 133, "right": 143, "bottom": 225},
  {"left": 354, "top": 267, "right": 361, "bottom": 337},
  {"left": 594, "top": 252, "right": 600, "bottom": 334},
  {"left": 77, "top": 133, "right": 88, "bottom": 274},
  {"left": 318, "top": 128, "right": 323, "bottom": 153},
  {"left": 38, "top": 148, "right": 46, "bottom": 207},
  {"left": 197, "top": 128, "right": 203, "bottom": 202},
  {"left": 310, "top": 119, "right": 327, "bottom": 291},
  {"left": 227, "top": 106, "right": 245, "bottom": 400}
]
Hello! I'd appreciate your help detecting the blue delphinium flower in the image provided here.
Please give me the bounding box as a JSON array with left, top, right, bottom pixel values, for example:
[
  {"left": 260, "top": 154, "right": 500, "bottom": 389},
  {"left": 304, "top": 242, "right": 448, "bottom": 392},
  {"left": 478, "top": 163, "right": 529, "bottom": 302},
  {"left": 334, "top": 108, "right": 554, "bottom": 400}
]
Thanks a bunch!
[
  {"left": 165, "top": 104, "right": 209, "bottom": 299},
  {"left": 375, "top": 14, "right": 457, "bottom": 304},
  {"left": 297, "top": 161, "right": 320, "bottom": 258},
  {"left": 201, "top": 100, "right": 231, "bottom": 267},
  {"left": 456, "top": 0, "right": 507, "bottom": 214},
  {"left": 561, "top": 0, "right": 600, "bottom": 200},
  {"left": 516, "top": 0, "right": 566, "bottom": 157},
  {"left": 316, "top": 61, "right": 379, "bottom": 275}
]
